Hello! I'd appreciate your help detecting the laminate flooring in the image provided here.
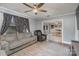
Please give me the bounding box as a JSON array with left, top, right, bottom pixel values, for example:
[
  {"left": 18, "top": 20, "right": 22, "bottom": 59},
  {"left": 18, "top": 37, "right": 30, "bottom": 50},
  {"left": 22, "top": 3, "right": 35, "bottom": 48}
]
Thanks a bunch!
[{"left": 11, "top": 40, "right": 71, "bottom": 56}]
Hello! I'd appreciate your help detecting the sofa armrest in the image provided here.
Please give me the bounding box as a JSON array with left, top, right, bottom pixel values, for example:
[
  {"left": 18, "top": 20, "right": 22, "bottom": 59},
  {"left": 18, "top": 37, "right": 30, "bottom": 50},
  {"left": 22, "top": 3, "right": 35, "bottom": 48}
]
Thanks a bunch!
[
  {"left": 0, "top": 50, "right": 7, "bottom": 56},
  {"left": 1, "top": 41, "right": 9, "bottom": 54},
  {"left": 32, "top": 36, "right": 37, "bottom": 40}
]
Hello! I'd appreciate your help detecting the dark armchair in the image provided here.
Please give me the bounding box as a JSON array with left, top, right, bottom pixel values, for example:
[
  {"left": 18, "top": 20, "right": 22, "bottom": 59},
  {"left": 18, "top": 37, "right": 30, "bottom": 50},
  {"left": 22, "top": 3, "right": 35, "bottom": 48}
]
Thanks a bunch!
[{"left": 34, "top": 30, "right": 47, "bottom": 41}]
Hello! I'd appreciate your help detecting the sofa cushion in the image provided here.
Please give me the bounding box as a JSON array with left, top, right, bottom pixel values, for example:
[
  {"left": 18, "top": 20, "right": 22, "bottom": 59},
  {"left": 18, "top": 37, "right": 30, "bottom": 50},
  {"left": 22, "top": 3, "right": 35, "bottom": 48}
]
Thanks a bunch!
[
  {"left": 0, "top": 35, "right": 6, "bottom": 41},
  {"left": 17, "top": 33, "right": 25, "bottom": 40},
  {"left": 17, "top": 32, "right": 32, "bottom": 40},
  {"left": 9, "top": 36, "right": 35, "bottom": 49},
  {"left": 24, "top": 33, "right": 32, "bottom": 38},
  {"left": 5, "top": 34, "right": 17, "bottom": 43},
  {"left": 6, "top": 37, "right": 17, "bottom": 43},
  {"left": 0, "top": 41, "right": 9, "bottom": 54},
  {"left": 0, "top": 50, "right": 7, "bottom": 56}
]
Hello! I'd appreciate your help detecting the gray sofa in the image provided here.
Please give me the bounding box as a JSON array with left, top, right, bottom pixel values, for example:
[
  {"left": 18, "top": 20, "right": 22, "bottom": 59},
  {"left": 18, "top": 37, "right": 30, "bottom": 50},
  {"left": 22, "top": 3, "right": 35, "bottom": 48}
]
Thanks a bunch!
[{"left": 0, "top": 32, "right": 37, "bottom": 55}]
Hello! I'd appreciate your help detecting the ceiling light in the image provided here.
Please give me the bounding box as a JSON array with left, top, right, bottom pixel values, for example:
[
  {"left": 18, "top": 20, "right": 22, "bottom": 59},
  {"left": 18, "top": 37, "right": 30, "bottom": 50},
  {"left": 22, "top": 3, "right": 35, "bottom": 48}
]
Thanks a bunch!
[{"left": 33, "top": 9, "right": 38, "bottom": 13}]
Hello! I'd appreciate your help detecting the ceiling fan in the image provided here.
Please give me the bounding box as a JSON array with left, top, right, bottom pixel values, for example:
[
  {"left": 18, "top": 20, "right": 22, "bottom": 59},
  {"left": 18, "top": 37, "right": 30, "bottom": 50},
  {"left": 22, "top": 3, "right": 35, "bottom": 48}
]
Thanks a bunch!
[{"left": 23, "top": 3, "right": 47, "bottom": 15}]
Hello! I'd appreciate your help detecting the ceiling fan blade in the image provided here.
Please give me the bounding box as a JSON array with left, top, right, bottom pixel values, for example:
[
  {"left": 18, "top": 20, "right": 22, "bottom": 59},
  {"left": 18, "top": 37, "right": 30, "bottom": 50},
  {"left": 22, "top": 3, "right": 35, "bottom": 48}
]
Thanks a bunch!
[
  {"left": 39, "top": 10, "right": 47, "bottom": 12},
  {"left": 23, "top": 3, "right": 33, "bottom": 8},
  {"left": 24, "top": 10, "right": 32, "bottom": 13},
  {"left": 37, "top": 3, "right": 44, "bottom": 8}
]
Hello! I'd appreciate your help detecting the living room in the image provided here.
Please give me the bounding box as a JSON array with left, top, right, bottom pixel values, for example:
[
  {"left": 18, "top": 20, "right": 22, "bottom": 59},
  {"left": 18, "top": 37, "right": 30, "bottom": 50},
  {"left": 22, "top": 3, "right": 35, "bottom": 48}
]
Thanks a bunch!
[{"left": 0, "top": 3, "right": 79, "bottom": 56}]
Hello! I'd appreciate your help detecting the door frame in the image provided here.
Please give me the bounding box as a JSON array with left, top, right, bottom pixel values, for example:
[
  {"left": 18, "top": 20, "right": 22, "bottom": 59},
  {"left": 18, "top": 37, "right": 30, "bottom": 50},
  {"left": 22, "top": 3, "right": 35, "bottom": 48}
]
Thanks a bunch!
[{"left": 42, "top": 19, "right": 63, "bottom": 43}]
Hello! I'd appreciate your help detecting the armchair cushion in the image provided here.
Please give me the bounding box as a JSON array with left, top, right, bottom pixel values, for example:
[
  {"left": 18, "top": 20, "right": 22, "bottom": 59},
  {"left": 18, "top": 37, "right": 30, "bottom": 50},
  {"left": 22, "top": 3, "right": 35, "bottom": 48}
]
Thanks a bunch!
[
  {"left": 34, "top": 30, "right": 42, "bottom": 36},
  {"left": 41, "top": 34, "right": 47, "bottom": 40},
  {"left": 34, "top": 30, "right": 47, "bottom": 41}
]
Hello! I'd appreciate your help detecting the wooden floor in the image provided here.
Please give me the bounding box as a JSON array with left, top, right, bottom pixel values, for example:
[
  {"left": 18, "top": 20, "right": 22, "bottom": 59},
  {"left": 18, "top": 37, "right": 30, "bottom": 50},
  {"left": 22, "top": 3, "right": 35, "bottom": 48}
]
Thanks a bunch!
[
  {"left": 52, "top": 36, "right": 62, "bottom": 43},
  {"left": 11, "top": 40, "right": 71, "bottom": 56}
]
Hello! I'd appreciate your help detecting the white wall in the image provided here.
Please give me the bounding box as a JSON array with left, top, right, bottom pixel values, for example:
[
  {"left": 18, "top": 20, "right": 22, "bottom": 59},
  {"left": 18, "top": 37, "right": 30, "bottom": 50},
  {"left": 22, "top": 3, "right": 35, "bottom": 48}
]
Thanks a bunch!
[
  {"left": 36, "top": 14, "right": 76, "bottom": 44},
  {"left": 0, "top": 13, "right": 3, "bottom": 31},
  {"left": 35, "top": 20, "right": 42, "bottom": 31},
  {"left": 0, "top": 7, "right": 28, "bottom": 18},
  {"left": 50, "top": 14, "right": 75, "bottom": 43},
  {"left": 29, "top": 19, "right": 43, "bottom": 35},
  {"left": 62, "top": 14, "right": 75, "bottom": 43},
  {"left": 75, "top": 14, "right": 79, "bottom": 41},
  {"left": 29, "top": 19, "right": 36, "bottom": 35}
]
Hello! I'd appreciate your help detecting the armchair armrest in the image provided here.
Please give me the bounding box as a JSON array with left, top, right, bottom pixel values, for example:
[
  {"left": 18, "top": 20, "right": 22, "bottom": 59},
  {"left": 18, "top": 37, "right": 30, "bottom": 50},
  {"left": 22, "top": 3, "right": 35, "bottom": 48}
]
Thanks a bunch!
[{"left": 42, "top": 34, "right": 47, "bottom": 39}]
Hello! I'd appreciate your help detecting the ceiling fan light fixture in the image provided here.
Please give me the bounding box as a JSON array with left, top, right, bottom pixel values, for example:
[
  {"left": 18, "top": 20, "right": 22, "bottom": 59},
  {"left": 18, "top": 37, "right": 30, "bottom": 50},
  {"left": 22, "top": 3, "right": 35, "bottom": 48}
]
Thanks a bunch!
[
  {"left": 35, "top": 12, "right": 37, "bottom": 15},
  {"left": 33, "top": 9, "right": 38, "bottom": 13},
  {"left": 23, "top": 3, "right": 47, "bottom": 15}
]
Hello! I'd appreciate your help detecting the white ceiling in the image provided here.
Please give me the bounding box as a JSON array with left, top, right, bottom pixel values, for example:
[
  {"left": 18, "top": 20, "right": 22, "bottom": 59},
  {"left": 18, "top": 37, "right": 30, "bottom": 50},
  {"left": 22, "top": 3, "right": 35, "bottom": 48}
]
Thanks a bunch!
[{"left": 0, "top": 3, "right": 78, "bottom": 20}]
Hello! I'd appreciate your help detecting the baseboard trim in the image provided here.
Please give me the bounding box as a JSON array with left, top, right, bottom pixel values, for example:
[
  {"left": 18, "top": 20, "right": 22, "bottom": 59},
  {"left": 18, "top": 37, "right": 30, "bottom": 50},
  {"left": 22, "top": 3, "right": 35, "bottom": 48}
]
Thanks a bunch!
[{"left": 63, "top": 41, "right": 71, "bottom": 44}]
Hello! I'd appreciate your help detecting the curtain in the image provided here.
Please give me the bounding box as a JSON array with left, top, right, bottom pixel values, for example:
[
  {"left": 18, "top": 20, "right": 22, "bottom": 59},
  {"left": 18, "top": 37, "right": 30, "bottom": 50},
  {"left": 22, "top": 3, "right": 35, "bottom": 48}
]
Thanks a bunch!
[
  {"left": 24, "top": 18, "right": 30, "bottom": 32},
  {"left": 0, "top": 13, "right": 12, "bottom": 35},
  {"left": 14, "top": 16, "right": 22, "bottom": 33},
  {"left": 14, "top": 16, "right": 30, "bottom": 33}
]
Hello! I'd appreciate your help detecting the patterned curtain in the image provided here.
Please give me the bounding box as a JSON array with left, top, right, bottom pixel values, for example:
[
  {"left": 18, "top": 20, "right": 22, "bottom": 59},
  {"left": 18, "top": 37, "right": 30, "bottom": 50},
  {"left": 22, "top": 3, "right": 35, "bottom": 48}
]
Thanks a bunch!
[
  {"left": 14, "top": 16, "right": 22, "bottom": 33},
  {"left": 14, "top": 16, "right": 30, "bottom": 33},
  {"left": 24, "top": 18, "right": 30, "bottom": 32},
  {"left": 0, "top": 13, "right": 12, "bottom": 35}
]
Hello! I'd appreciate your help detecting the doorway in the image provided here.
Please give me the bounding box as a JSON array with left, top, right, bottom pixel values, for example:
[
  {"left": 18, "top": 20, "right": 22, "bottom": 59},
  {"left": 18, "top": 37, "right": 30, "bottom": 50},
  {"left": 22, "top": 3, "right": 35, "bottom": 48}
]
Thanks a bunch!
[{"left": 42, "top": 19, "right": 63, "bottom": 43}]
